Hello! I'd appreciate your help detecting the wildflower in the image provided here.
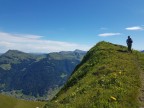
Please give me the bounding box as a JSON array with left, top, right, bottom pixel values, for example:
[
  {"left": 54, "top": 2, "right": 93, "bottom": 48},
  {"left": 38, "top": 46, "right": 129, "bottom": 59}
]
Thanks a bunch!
[
  {"left": 72, "top": 92, "right": 76, "bottom": 96},
  {"left": 110, "top": 96, "right": 117, "bottom": 101},
  {"left": 119, "top": 71, "right": 122, "bottom": 75}
]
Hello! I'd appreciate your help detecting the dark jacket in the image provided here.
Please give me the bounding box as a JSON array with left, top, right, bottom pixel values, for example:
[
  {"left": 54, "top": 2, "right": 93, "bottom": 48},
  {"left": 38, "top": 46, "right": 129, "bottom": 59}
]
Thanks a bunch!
[{"left": 126, "top": 38, "right": 133, "bottom": 45}]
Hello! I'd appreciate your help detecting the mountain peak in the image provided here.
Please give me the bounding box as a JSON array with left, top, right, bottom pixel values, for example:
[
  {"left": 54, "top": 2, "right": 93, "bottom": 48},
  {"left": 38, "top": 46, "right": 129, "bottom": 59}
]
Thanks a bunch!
[
  {"left": 5, "top": 50, "right": 25, "bottom": 55},
  {"left": 44, "top": 41, "right": 144, "bottom": 108},
  {"left": 1, "top": 50, "right": 35, "bottom": 63},
  {"left": 74, "top": 49, "right": 87, "bottom": 53}
]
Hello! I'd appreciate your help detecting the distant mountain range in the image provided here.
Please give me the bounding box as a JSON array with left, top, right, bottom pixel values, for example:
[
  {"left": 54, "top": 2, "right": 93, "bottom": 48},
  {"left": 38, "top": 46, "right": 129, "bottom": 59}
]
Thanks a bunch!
[{"left": 0, "top": 49, "right": 86, "bottom": 99}]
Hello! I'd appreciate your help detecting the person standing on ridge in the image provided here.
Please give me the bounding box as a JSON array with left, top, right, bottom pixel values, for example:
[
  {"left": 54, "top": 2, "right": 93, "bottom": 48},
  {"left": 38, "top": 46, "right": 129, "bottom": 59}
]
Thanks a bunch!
[{"left": 126, "top": 36, "right": 133, "bottom": 52}]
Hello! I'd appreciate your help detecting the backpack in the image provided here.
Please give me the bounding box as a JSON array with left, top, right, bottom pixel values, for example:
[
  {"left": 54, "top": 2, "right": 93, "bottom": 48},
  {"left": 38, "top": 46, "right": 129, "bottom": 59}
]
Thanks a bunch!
[{"left": 127, "top": 38, "right": 133, "bottom": 44}]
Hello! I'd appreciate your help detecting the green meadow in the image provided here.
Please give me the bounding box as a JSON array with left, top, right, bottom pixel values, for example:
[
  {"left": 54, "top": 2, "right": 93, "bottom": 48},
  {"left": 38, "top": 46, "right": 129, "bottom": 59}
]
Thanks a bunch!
[
  {"left": 44, "top": 41, "right": 144, "bottom": 108},
  {"left": 0, "top": 94, "right": 46, "bottom": 108}
]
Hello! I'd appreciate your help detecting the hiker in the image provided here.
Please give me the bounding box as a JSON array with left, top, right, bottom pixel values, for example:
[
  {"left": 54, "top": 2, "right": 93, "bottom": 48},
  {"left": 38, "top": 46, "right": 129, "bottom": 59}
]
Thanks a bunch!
[{"left": 126, "top": 36, "right": 133, "bottom": 52}]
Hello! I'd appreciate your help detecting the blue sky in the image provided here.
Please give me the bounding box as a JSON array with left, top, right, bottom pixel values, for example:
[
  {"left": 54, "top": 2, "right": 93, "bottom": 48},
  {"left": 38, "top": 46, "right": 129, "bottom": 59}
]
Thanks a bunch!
[{"left": 0, "top": 0, "right": 144, "bottom": 53}]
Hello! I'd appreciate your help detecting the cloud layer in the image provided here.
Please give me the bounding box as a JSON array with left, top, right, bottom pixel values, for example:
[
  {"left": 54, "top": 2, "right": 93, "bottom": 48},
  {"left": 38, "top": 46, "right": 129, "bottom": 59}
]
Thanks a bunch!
[
  {"left": 98, "top": 25, "right": 144, "bottom": 37},
  {"left": 0, "top": 32, "right": 90, "bottom": 53},
  {"left": 98, "top": 33, "right": 121, "bottom": 37},
  {"left": 125, "top": 26, "right": 144, "bottom": 31}
]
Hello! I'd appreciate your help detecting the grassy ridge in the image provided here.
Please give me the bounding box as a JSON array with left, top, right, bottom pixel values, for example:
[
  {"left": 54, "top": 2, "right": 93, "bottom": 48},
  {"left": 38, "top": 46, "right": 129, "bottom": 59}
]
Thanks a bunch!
[
  {"left": 0, "top": 94, "right": 46, "bottom": 108},
  {"left": 44, "top": 41, "right": 144, "bottom": 108}
]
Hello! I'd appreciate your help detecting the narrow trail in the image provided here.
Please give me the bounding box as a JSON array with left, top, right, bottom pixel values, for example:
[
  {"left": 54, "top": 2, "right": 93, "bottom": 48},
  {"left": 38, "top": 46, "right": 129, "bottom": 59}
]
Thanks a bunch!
[
  {"left": 133, "top": 52, "right": 144, "bottom": 108},
  {"left": 135, "top": 53, "right": 144, "bottom": 108},
  {"left": 139, "top": 69, "right": 144, "bottom": 108}
]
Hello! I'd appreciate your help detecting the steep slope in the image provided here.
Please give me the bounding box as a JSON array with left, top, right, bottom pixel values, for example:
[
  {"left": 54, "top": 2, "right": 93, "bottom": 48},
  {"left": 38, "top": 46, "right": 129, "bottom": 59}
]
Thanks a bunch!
[
  {"left": 44, "top": 41, "right": 144, "bottom": 108},
  {"left": 0, "top": 94, "right": 46, "bottom": 108},
  {"left": 0, "top": 50, "right": 86, "bottom": 99}
]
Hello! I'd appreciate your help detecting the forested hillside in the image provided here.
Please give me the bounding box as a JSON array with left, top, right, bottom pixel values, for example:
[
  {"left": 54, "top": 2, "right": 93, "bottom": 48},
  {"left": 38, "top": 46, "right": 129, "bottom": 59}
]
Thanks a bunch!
[{"left": 0, "top": 50, "right": 86, "bottom": 99}]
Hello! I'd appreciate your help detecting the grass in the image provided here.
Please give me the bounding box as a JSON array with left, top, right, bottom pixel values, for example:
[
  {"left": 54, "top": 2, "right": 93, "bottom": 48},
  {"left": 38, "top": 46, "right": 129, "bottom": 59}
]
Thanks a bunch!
[
  {"left": 44, "top": 41, "right": 144, "bottom": 108},
  {"left": 0, "top": 94, "right": 46, "bottom": 108},
  {"left": 0, "top": 63, "right": 11, "bottom": 70}
]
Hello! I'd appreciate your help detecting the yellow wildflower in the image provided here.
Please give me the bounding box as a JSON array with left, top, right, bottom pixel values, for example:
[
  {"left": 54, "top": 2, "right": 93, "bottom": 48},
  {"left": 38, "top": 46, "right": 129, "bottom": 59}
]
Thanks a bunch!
[
  {"left": 110, "top": 96, "right": 117, "bottom": 101},
  {"left": 119, "top": 70, "right": 122, "bottom": 75}
]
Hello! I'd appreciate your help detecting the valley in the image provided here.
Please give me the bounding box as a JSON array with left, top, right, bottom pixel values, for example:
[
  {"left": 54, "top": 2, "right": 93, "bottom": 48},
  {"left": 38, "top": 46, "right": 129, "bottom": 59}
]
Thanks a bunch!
[{"left": 0, "top": 49, "right": 86, "bottom": 100}]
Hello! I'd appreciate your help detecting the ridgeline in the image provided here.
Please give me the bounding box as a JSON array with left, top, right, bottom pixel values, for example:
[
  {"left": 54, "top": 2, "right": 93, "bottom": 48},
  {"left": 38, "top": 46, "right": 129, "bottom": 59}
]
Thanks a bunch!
[{"left": 44, "top": 41, "right": 144, "bottom": 108}]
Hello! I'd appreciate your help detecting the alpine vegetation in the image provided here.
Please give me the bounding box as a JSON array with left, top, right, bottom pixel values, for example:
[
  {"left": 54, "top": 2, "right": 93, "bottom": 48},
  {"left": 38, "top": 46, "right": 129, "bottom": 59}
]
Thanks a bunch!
[{"left": 44, "top": 41, "right": 144, "bottom": 108}]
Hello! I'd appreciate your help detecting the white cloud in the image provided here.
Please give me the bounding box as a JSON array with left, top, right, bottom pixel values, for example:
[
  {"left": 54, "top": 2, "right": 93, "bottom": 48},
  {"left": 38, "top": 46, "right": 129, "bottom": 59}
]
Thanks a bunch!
[
  {"left": 0, "top": 32, "right": 91, "bottom": 53},
  {"left": 98, "top": 33, "right": 121, "bottom": 37},
  {"left": 125, "top": 26, "right": 144, "bottom": 31}
]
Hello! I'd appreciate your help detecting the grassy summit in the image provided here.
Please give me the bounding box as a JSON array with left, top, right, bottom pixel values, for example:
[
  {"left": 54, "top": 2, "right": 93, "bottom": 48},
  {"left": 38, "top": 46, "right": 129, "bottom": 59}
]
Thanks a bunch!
[{"left": 44, "top": 41, "right": 144, "bottom": 108}]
